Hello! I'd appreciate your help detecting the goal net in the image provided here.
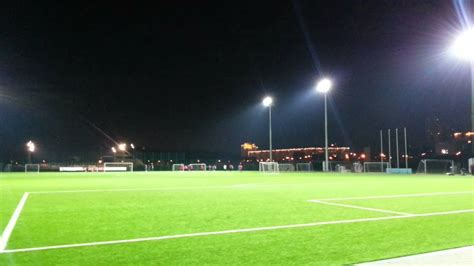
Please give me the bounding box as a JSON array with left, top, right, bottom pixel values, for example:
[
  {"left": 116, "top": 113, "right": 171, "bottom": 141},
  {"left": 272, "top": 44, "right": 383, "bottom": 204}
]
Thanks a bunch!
[
  {"left": 326, "top": 161, "right": 353, "bottom": 172},
  {"left": 188, "top": 163, "right": 206, "bottom": 171},
  {"left": 363, "top": 162, "right": 389, "bottom": 173},
  {"left": 416, "top": 159, "right": 454, "bottom": 174},
  {"left": 279, "top": 163, "right": 295, "bottom": 171},
  {"left": 259, "top": 162, "right": 279, "bottom": 173},
  {"left": 172, "top": 164, "right": 185, "bottom": 171},
  {"left": 103, "top": 162, "right": 133, "bottom": 172},
  {"left": 25, "top": 164, "right": 40, "bottom": 173},
  {"left": 296, "top": 163, "right": 312, "bottom": 171}
]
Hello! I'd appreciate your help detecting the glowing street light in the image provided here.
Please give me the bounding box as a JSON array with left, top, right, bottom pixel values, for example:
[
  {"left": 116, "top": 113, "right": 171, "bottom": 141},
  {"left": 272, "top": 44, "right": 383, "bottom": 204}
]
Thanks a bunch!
[
  {"left": 26, "top": 140, "right": 35, "bottom": 153},
  {"left": 26, "top": 140, "right": 35, "bottom": 163},
  {"left": 450, "top": 28, "right": 474, "bottom": 61},
  {"left": 316, "top": 78, "right": 333, "bottom": 172},
  {"left": 262, "top": 96, "right": 273, "bottom": 161},
  {"left": 118, "top": 143, "right": 126, "bottom": 151},
  {"left": 450, "top": 27, "right": 474, "bottom": 155},
  {"left": 111, "top": 147, "right": 117, "bottom": 153},
  {"left": 130, "top": 143, "right": 135, "bottom": 149}
]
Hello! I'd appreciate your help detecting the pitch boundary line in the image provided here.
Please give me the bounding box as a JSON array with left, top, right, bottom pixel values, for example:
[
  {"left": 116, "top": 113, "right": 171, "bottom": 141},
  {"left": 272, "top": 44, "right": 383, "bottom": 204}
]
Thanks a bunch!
[
  {"left": 308, "top": 200, "right": 412, "bottom": 216},
  {"left": 28, "top": 183, "right": 307, "bottom": 194},
  {"left": 310, "top": 191, "right": 474, "bottom": 201},
  {"left": 0, "top": 193, "right": 29, "bottom": 252},
  {"left": 1, "top": 209, "right": 473, "bottom": 254}
]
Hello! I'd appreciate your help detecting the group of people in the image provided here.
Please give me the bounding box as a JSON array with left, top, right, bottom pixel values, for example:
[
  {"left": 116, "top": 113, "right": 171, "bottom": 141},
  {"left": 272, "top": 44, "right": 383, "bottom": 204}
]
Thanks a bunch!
[{"left": 177, "top": 163, "right": 244, "bottom": 171}]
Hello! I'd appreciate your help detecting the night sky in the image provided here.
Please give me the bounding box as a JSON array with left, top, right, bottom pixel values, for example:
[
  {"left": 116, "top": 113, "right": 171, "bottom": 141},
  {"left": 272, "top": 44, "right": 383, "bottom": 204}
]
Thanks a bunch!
[{"left": 0, "top": 1, "right": 472, "bottom": 160}]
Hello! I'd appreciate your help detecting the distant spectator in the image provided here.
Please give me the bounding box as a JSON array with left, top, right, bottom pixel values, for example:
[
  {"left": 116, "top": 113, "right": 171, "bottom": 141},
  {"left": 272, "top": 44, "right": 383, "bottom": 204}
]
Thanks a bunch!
[
  {"left": 229, "top": 164, "right": 234, "bottom": 171},
  {"left": 212, "top": 165, "right": 217, "bottom": 171},
  {"left": 238, "top": 164, "right": 243, "bottom": 171},
  {"left": 223, "top": 164, "right": 227, "bottom": 171}
]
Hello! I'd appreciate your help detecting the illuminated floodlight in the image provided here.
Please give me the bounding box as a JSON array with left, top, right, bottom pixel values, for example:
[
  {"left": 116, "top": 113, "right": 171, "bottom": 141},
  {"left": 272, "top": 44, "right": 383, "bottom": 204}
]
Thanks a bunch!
[
  {"left": 262, "top": 96, "right": 273, "bottom": 107},
  {"left": 26, "top": 140, "right": 35, "bottom": 152},
  {"left": 316, "top": 78, "right": 332, "bottom": 93},
  {"left": 450, "top": 28, "right": 474, "bottom": 61},
  {"left": 130, "top": 143, "right": 135, "bottom": 149},
  {"left": 118, "top": 143, "right": 126, "bottom": 151},
  {"left": 111, "top": 147, "right": 117, "bottom": 153}
]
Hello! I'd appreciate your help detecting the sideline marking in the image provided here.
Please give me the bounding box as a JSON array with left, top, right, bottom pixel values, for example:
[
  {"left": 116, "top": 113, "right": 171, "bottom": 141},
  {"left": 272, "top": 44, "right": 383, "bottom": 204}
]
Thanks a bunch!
[
  {"left": 1, "top": 209, "right": 473, "bottom": 254},
  {"left": 0, "top": 193, "right": 29, "bottom": 251},
  {"left": 311, "top": 191, "right": 474, "bottom": 201},
  {"left": 29, "top": 183, "right": 301, "bottom": 194},
  {"left": 309, "top": 200, "right": 412, "bottom": 216}
]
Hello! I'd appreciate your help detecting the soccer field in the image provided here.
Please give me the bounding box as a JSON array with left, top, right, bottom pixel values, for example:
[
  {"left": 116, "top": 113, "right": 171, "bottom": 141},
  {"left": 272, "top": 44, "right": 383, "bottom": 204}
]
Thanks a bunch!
[{"left": 0, "top": 172, "right": 473, "bottom": 265}]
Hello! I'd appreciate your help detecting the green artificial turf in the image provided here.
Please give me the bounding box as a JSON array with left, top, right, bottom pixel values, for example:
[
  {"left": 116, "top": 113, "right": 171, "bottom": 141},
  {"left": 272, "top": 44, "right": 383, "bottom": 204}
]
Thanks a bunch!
[{"left": 0, "top": 171, "right": 473, "bottom": 265}]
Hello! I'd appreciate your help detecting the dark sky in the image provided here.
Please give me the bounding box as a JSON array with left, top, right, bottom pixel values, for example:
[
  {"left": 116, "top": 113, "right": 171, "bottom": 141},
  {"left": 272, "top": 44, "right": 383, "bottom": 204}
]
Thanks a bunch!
[{"left": 0, "top": 1, "right": 472, "bottom": 160}]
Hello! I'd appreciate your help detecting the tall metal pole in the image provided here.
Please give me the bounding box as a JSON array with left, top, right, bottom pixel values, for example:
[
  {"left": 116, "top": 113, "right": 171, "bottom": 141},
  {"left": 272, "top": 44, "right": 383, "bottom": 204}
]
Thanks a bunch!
[
  {"left": 380, "top": 130, "right": 383, "bottom": 172},
  {"left": 404, "top": 127, "right": 408, "bottom": 169},
  {"left": 269, "top": 105, "right": 273, "bottom": 162},
  {"left": 324, "top": 93, "right": 329, "bottom": 172},
  {"left": 388, "top": 129, "right": 391, "bottom": 168},
  {"left": 471, "top": 62, "right": 474, "bottom": 156},
  {"left": 395, "top": 128, "right": 400, "bottom": 168}
]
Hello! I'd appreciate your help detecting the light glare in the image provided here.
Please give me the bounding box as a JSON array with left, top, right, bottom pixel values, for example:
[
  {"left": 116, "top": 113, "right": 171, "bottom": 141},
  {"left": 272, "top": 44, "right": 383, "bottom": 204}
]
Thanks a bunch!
[
  {"left": 316, "top": 78, "right": 332, "bottom": 93},
  {"left": 450, "top": 28, "right": 474, "bottom": 61},
  {"left": 262, "top": 96, "right": 273, "bottom": 107},
  {"left": 26, "top": 140, "right": 35, "bottom": 152},
  {"left": 118, "top": 143, "right": 126, "bottom": 151}
]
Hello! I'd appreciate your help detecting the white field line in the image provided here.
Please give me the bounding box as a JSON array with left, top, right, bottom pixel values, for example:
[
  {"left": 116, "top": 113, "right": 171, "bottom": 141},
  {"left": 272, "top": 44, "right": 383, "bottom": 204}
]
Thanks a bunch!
[
  {"left": 312, "top": 191, "right": 474, "bottom": 201},
  {"left": 0, "top": 193, "right": 29, "bottom": 251},
  {"left": 1, "top": 209, "right": 473, "bottom": 254},
  {"left": 29, "top": 184, "right": 283, "bottom": 194},
  {"left": 309, "top": 200, "right": 412, "bottom": 216}
]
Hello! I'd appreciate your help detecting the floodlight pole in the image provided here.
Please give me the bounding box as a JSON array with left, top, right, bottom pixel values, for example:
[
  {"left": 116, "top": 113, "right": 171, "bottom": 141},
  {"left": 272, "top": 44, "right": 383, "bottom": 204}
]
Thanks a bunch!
[
  {"left": 269, "top": 105, "right": 273, "bottom": 162},
  {"left": 388, "top": 129, "right": 391, "bottom": 168},
  {"left": 471, "top": 62, "right": 474, "bottom": 156},
  {"left": 404, "top": 127, "right": 408, "bottom": 169},
  {"left": 380, "top": 130, "right": 383, "bottom": 172},
  {"left": 324, "top": 93, "right": 329, "bottom": 172},
  {"left": 395, "top": 128, "right": 400, "bottom": 168}
]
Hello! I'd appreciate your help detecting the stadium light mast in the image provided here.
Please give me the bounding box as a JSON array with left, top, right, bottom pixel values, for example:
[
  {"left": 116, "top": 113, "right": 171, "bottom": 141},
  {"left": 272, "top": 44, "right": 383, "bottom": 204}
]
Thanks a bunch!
[
  {"left": 316, "top": 78, "right": 333, "bottom": 172},
  {"left": 450, "top": 27, "right": 474, "bottom": 155},
  {"left": 262, "top": 96, "right": 273, "bottom": 161},
  {"left": 26, "top": 140, "right": 35, "bottom": 163},
  {"left": 111, "top": 147, "right": 117, "bottom": 161}
]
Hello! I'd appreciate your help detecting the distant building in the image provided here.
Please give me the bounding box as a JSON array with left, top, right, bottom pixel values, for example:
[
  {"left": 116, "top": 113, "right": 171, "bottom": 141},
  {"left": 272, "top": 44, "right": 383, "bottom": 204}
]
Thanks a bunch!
[
  {"left": 242, "top": 143, "right": 351, "bottom": 162},
  {"left": 241, "top": 143, "right": 259, "bottom": 157}
]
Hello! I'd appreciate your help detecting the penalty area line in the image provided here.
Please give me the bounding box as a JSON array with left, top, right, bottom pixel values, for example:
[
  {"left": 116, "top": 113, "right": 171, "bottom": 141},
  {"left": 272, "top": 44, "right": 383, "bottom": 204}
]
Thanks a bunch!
[
  {"left": 308, "top": 200, "right": 412, "bottom": 216},
  {"left": 0, "top": 192, "right": 29, "bottom": 251},
  {"left": 1, "top": 209, "right": 473, "bottom": 254},
  {"left": 311, "top": 191, "right": 474, "bottom": 202}
]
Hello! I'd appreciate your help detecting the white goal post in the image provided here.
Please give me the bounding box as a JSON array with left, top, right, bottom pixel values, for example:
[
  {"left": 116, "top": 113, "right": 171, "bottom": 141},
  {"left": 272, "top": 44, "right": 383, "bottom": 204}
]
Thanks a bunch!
[
  {"left": 188, "top": 163, "right": 206, "bottom": 171},
  {"left": 363, "top": 162, "right": 389, "bottom": 173},
  {"left": 279, "top": 163, "right": 295, "bottom": 171},
  {"left": 25, "top": 164, "right": 40, "bottom": 173},
  {"left": 259, "top": 162, "right": 279, "bottom": 173},
  {"left": 296, "top": 163, "right": 312, "bottom": 171},
  {"left": 172, "top": 164, "right": 185, "bottom": 171},
  {"left": 103, "top": 162, "right": 133, "bottom": 172},
  {"left": 416, "top": 159, "right": 454, "bottom": 174}
]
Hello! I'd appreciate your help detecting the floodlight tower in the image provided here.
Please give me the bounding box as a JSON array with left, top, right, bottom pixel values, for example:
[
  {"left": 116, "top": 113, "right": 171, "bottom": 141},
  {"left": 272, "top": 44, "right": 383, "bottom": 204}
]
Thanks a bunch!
[
  {"left": 316, "top": 78, "right": 333, "bottom": 172},
  {"left": 130, "top": 143, "right": 135, "bottom": 160},
  {"left": 262, "top": 96, "right": 273, "bottom": 161},
  {"left": 450, "top": 27, "right": 474, "bottom": 154},
  {"left": 26, "top": 140, "right": 35, "bottom": 163},
  {"left": 111, "top": 147, "right": 117, "bottom": 161},
  {"left": 118, "top": 143, "right": 126, "bottom": 161}
]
